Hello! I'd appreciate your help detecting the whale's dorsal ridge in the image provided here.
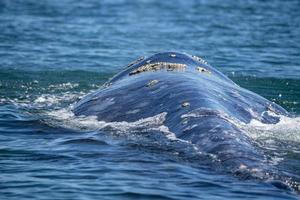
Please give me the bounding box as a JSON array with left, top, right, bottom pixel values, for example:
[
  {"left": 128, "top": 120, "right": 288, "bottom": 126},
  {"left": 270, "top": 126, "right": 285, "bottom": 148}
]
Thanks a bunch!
[{"left": 110, "top": 52, "right": 233, "bottom": 85}]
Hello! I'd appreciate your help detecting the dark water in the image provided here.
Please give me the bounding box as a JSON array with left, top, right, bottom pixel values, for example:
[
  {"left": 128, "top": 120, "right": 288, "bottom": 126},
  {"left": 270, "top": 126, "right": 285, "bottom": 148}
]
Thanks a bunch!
[{"left": 1, "top": 0, "right": 300, "bottom": 199}]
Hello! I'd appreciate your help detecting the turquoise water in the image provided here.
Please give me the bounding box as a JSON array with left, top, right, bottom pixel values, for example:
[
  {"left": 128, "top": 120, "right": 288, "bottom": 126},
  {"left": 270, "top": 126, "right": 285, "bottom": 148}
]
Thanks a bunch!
[{"left": 1, "top": 0, "right": 300, "bottom": 199}]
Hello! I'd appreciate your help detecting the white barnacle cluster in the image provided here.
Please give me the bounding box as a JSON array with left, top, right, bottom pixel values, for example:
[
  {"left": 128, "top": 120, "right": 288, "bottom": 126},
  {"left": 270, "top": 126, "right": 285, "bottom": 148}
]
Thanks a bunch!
[
  {"left": 192, "top": 55, "right": 208, "bottom": 65},
  {"left": 129, "top": 62, "right": 187, "bottom": 75},
  {"left": 181, "top": 101, "right": 190, "bottom": 107},
  {"left": 126, "top": 56, "right": 145, "bottom": 68},
  {"left": 196, "top": 67, "right": 211, "bottom": 74},
  {"left": 146, "top": 79, "right": 159, "bottom": 87}
]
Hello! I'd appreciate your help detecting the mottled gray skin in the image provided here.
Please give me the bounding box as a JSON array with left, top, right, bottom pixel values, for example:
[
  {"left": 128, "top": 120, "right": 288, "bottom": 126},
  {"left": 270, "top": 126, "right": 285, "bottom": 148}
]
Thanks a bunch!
[{"left": 73, "top": 52, "right": 288, "bottom": 170}]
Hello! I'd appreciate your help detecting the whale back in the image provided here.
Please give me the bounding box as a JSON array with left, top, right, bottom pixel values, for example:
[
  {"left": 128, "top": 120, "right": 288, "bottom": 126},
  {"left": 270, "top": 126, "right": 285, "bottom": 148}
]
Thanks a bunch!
[
  {"left": 73, "top": 52, "right": 288, "bottom": 125},
  {"left": 73, "top": 52, "right": 289, "bottom": 169}
]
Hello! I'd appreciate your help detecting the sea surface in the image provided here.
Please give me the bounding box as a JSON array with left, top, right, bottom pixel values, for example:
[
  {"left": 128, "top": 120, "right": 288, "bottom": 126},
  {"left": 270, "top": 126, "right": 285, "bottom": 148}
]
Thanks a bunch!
[{"left": 1, "top": 0, "right": 300, "bottom": 199}]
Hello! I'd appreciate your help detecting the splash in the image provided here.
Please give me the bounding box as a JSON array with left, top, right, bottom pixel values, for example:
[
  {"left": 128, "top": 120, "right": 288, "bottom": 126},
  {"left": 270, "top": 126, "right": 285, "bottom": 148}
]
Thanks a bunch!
[
  {"left": 244, "top": 115, "right": 300, "bottom": 143},
  {"left": 46, "top": 108, "right": 177, "bottom": 139}
]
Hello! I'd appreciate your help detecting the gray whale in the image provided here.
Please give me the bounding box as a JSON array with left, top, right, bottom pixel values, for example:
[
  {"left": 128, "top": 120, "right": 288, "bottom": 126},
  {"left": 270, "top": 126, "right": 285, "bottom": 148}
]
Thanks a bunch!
[{"left": 73, "top": 52, "right": 289, "bottom": 171}]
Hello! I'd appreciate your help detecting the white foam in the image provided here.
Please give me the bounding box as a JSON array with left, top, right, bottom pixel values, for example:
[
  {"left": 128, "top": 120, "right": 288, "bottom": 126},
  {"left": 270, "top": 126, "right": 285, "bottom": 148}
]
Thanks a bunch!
[
  {"left": 243, "top": 115, "right": 300, "bottom": 143},
  {"left": 29, "top": 92, "right": 85, "bottom": 108},
  {"left": 46, "top": 108, "right": 181, "bottom": 140},
  {"left": 48, "top": 82, "right": 79, "bottom": 90},
  {"left": 35, "top": 95, "right": 59, "bottom": 104}
]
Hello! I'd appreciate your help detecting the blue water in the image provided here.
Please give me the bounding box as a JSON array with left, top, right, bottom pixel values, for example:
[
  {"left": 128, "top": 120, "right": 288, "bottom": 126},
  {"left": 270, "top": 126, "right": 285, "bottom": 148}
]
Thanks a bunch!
[{"left": 1, "top": 0, "right": 300, "bottom": 199}]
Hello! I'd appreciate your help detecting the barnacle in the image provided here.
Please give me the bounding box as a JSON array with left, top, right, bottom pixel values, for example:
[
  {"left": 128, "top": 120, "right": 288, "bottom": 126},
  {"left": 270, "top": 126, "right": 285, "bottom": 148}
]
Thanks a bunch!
[
  {"left": 129, "top": 62, "right": 186, "bottom": 75},
  {"left": 196, "top": 67, "right": 211, "bottom": 74},
  {"left": 146, "top": 79, "right": 159, "bottom": 87}
]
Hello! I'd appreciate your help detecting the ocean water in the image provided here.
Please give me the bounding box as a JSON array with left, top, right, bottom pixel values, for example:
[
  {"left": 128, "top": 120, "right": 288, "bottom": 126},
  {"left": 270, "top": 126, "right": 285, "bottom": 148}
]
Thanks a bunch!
[{"left": 1, "top": 0, "right": 300, "bottom": 199}]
